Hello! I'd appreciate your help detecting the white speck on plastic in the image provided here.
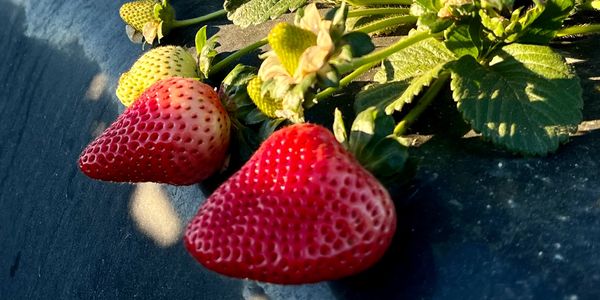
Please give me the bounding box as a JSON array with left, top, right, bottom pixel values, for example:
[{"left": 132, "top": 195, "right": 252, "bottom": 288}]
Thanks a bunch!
[
  {"left": 554, "top": 254, "right": 565, "bottom": 261},
  {"left": 507, "top": 199, "right": 516, "bottom": 208}
]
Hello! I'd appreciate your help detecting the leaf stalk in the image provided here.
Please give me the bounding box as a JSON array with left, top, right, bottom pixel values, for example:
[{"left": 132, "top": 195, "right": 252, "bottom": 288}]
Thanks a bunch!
[
  {"left": 556, "top": 24, "right": 600, "bottom": 37},
  {"left": 315, "top": 61, "right": 380, "bottom": 101},
  {"left": 347, "top": 7, "right": 410, "bottom": 18},
  {"left": 172, "top": 9, "right": 227, "bottom": 28},
  {"left": 337, "top": 30, "right": 437, "bottom": 75},
  {"left": 355, "top": 15, "right": 418, "bottom": 34},
  {"left": 393, "top": 72, "right": 450, "bottom": 136},
  {"left": 209, "top": 38, "right": 269, "bottom": 76}
]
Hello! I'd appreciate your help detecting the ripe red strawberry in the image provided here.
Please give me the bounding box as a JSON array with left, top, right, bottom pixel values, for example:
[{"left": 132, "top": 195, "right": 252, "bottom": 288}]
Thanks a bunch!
[
  {"left": 184, "top": 123, "right": 396, "bottom": 284},
  {"left": 79, "top": 77, "right": 230, "bottom": 185}
]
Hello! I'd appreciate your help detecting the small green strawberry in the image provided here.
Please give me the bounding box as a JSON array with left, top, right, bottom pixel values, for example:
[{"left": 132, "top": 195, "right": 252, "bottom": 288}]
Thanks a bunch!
[
  {"left": 120, "top": 0, "right": 156, "bottom": 32},
  {"left": 246, "top": 76, "right": 282, "bottom": 118},
  {"left": 119, "top": 0, "right": 175, "bottom": 44},
  {"left": 116, "top": 46, "right": 199, "bottom": 107},
  {"left": 267, "top": 22, "right": 317, "bottom": 76}
]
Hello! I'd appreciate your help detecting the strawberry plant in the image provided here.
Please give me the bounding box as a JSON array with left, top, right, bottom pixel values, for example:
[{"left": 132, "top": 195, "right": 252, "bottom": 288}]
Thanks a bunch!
[{"left": 79, "top": 0, "right": 599, "bottom": 285}]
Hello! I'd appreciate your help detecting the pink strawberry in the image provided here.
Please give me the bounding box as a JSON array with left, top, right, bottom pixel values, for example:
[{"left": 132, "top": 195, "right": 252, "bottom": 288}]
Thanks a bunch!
[
  {"left": 184, "top": 123, "right": 396, "bottom": 284},
  {"left": 79, "top": 77, "right": 230, "bottom": 185}
]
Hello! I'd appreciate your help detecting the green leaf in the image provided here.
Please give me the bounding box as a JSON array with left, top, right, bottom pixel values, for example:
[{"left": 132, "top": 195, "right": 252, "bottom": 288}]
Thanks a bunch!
[
  {"left": 346, "top": 107, "right": 408, "bottom": 185},
  {"left": 329, "top": 1, "right": 348, "bottom": 40},
  {"left": 245, "top": 108, "right": 270, "bottom": 124},
  {"left": 518, "top": 0, "right": 575, "bottom": 44},
  {"left": 230, "top": 122, "right": 261, "bottom": 164},
  {"left": 349, "top": 107, "right": 395, "bottom": 155},
  {"left": 194, "top": 26, "right": 220, "bottom": 78},
  {"left": 444, "top": 20, "right": 483, "bottom": 58},
  {"left": 220, "top": 64, "right": 262, "bottom": 121},
  {"left": 341, "top": 32, "right": 375, "bottom": 57},
  {"left": 450, "top": 43, "right": 583, "bottom": 155},
  {"left": 354, "top": 82, "right": 410, "bottom": 114},
  {"left": 199, "top": 34, "right": 219, "bottom": 78},
  {"left": 333, "top": 108, "right": 348, "bottom": 147},
  {"left": 194, "top": 26, "right": 207, "bottom": 57},
  {"left": 224, "top": 0, "right": 307, "bottom": 28},
  {"left": 411, "top": 0, "right": 452, "bottom": 32},
  {"left": 360, "top": 136, "right": 409, "bottom": 184},
  {"left": 258, "top": 118, "right": 287, "bottom": 142},
  {"left": 374, "top": 38, "right": 456, "bottom": 114}
]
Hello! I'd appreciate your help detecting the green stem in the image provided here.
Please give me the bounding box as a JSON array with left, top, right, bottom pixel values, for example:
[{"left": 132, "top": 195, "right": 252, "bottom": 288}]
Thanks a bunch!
[
  {"left": 355, "top": 15, "right": 418, "bottom": 34},
  {"left": 393, "top": 73, "right": 450, "bottom": 136},
  {"left": 347, "top": 7, "right": 410, "bottom": 18},
  {"left": 356, "top": 15, "right": 418, "bottom": 34},
  {"left": 337, "top": 30, "right": 436, "bottom": 75},
  {"left": 315, "top": 61, "right": 380, "bottom": 101},
  {"left": 556, "top": 24, "right": 600, "bottom": 37},
  {"left": 172, "top": 9, "right": 227, "bottom": 28},
  {"left": 313, "top": 31, "right": 438, "bottom": 101},
  {"left": 209, "top": 38, "right": 269, "bottom": 76}
]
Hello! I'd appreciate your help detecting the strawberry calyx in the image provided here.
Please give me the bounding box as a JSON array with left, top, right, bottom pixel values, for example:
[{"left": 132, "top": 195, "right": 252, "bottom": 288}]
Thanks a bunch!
[
  {"left": 219, "top": 64, "right": 288, "bottom": 166},
  {"left": 334, "top": 107, "right": 409, "bottom": 185},
  {"left": 193, "top": 26, "right": 220, "bottom": 79}
]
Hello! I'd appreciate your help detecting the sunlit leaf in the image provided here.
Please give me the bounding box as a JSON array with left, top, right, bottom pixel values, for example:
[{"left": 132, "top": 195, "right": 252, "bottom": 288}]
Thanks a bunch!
[{"left": 450, "top": 44, "right": 582, "bottom": 155}]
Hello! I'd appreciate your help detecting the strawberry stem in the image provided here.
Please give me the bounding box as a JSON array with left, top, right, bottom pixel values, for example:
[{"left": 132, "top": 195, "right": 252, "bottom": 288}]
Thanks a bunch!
[
  {"left": 209, "top": 38, "right": 269, "bottom": 76},
  {"left": 337, "top": 30, "right": 438, "bottom": 75},
  {"left": 393, "top": 72, "right": 450, "bottom": 136},
  {"left": 315, "top": 61, "right": 380, "bottom": 101},
  {"left": 172, "top": 9, "right": 227, "bottom": 28},
  {"left": 556, "top": 24, "right": 600, "bottom": 37},
  {"left": 347, "top": 7, "right": 410, "bottom": 18},
  {"left": 354, "top": 15, "right": 418, "bottom": 34},
  {"left": 314, "top": 31, "right": 437, "bottom": 102}
]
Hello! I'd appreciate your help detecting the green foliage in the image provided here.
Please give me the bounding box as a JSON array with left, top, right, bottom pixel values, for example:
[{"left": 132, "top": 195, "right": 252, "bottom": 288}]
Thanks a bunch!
[
  {"left": 450, "top": 44, "right": 582, "bottom": 155},
  {"left": 518, "top": 0, "right": 576, "bottom": 44},
  {"left": 444, "top": 20, "right": 484, "bottom": 58},
  {"left": 348, "top": 14, "right": 415, "bottom": 35},
  {"left": 195, "top": 26, "right": 219, "bottom": 78},
  {"left": 411, "top": 0, "right": 453, "bottom": 32},
  {"left": 334, "top": 107, "right": 409, "bottom": 184},
  {"left": 373, "top": 38, "right": 456, "bottom": 114},
  {"left": 220, "top": 64, "right": 266, "bottom": 123},
  {"left": 224, "top": 0, "right": 307, "bottom": 27},
  {"left": 354, "top": 82, "right": 409, "bottom": 114},
  {"left": 341, "top": 32, "right": 376, "bottom": 57},
  {"left": 221, "top": 65, "right": 288, "bottom": 164}
]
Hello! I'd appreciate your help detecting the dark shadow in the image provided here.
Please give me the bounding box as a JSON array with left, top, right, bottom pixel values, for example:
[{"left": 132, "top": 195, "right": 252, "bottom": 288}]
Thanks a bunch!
[
  {"left": 328, "top": 181, "right": 445, "bottom": 299},
  {"left": 0, "top": 1, "right": 241, "bottom": 298},
  {"left": 553, "top": 35, "right": 600, "bottom": 121}
]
